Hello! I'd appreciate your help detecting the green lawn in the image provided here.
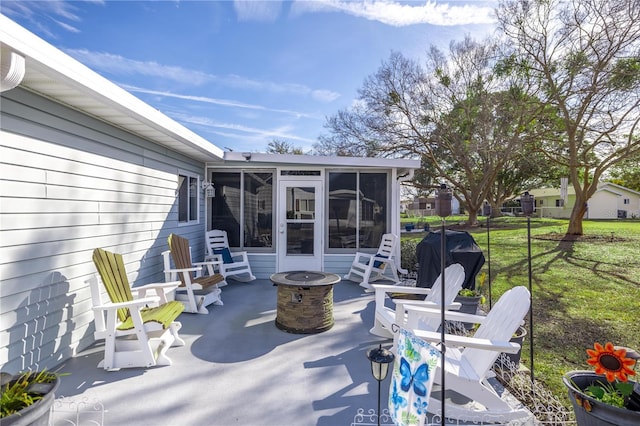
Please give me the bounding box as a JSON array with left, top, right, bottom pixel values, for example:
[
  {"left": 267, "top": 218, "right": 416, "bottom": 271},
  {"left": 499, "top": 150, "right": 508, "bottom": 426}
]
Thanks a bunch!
[{"left": 400, "top": 217, "right": 640, "bottom": 405}]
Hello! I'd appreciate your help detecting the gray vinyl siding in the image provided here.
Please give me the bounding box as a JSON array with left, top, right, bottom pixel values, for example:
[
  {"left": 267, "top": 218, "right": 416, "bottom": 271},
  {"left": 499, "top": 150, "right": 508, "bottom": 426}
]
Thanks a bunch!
[
  {"left": 323, "top": 254, "right": 354, "bottom": 277},
  {"left": 0, "top": 88, "right": 207, "bottom": 373},
  {"left": 245, "top": 254, "right": 276, "bottom": 280},
  {"left": 236, "top": 254, "right": 353, "bottom": 281}
]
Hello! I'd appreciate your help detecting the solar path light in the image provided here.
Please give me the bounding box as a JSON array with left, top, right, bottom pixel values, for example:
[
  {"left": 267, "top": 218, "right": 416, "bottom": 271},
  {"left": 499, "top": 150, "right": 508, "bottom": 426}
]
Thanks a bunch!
[{"left": 367, "top": 344, "right": 395, "bottom": 426}]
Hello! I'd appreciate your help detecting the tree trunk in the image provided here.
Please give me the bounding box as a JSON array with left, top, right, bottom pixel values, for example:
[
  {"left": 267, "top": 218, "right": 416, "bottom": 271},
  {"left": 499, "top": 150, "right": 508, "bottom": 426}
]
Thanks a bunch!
[
  {"left": 567, "top": 196, "right": 588, "bottom": 235},
  {"left": 467, "top": 209, "right": 479, "bottom": 226}
]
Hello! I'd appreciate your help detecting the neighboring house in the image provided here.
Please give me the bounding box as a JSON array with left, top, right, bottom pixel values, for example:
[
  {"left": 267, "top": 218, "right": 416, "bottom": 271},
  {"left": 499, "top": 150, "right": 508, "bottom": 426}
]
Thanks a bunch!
[
  {"left": 0, "top": 17, "right": 419, "bottom": 373},
  {"left": 404, "top": 195, "right": 461, "bottom": 217},
  {"left": 527, "top": 182, "right": 640, "bottom": 219},
  {"left": 405, "top": 196, "right": 434, "bottom": 217}
]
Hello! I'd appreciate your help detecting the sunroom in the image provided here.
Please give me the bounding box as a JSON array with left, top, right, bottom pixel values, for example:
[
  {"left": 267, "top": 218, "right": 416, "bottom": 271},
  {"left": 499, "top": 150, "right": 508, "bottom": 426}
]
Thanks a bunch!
[{"left": 204, "top": 152, "right": 419, "bottom": 278}]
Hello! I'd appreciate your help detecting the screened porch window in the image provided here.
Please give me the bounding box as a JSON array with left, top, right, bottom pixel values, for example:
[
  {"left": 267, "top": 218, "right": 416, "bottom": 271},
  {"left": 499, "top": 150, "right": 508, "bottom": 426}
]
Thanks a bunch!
[
  {"left": 210, "top": 171, "right": 274, "bottom": 250},
  {"left": 328, "top": 171, "right": 388, "bottom": 250},
  {"left": 178, "top": 173, "right": 199, "bottom": 224}
]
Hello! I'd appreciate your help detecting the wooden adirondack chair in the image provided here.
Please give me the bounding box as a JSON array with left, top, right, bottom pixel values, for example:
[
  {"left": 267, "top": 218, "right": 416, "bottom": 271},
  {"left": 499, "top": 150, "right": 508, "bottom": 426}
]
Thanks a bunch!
[
  {"left": 343, "top": 233, "right": 401, "bottom": 290},
  {"left": 369, "top": 263, "right": 465, "bottom": 338},
  {"left": 405, "top": 286, "right": 531, "bottom": 422},
  {"left": 204, "top": 229, "right": 256, "bottom": 282},
  {"left": 90, "top": 248, "right": 185, "bottom": 371},
  {"left": 164, "top": 233, "right": 226, "bottom": 314}
]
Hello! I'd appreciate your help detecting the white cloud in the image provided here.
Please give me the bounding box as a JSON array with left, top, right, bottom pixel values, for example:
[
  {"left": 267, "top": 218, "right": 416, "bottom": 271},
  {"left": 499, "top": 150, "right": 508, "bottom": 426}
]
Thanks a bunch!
[
  {"left": 52, "top": 19, "right": 81, "bottom": 33},
  {"left": 64, "top": 48, "right": 341, "bottom": 103},
  {"left": 291, "top": 0, "right": 496, "bottom": 26},
  {"left": 65, "top": 49, "right": 212, "bottom": 85},
  {"left": 122, "top": 85, "right": 320, "bottom": 119},
  {"left": 172, "top": 112, "right": 315, "bottom": 144},
  {"left": 312, "top": 89, "right": 341, "bottom": 102},
  {"left": 1, "top": 0, "right": 104, "bottom": 34},
  {"left": 233, "top": 0, "right": 282, "bottom": 22}
]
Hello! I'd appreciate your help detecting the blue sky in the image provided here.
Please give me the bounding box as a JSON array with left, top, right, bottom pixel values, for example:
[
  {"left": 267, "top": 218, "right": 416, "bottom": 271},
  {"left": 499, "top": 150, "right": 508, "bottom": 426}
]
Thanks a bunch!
[{"left": 2, "top": 1, "right": 497, "bottom": 153}]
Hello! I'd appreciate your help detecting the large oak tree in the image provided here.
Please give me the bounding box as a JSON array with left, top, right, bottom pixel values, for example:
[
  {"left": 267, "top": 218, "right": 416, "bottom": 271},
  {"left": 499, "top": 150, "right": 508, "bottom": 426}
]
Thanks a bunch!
[
  {"left": 318, "top": 37, "right": 549, "bottom": 225},
  {"left": 497, "top": 0, "right": 640, "bottom": 235}
]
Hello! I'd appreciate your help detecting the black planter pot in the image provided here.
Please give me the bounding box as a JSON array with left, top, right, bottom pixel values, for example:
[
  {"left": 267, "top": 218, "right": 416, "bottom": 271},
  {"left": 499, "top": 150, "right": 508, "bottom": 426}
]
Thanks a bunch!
[
  {"left": 454, "top": 294, "right": 481, "bottom": 314},
  {"left": 563, "top": 370, "right": 640, "bottom": 426},
  {"left": 1, "top": 375, "right": 60, "bottom": 426},
  {"left": 494, "top": 326, "right": 527, "bottom": 371},
  {"left": 453, "top": 294, "right": 481, "bottom": 330}
]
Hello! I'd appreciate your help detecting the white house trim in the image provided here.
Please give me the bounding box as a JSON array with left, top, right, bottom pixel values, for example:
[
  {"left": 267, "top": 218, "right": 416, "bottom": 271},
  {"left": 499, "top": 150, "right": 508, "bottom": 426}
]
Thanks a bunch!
[{"left": 223, "top": 151, "right": 419, "bottom": 172}]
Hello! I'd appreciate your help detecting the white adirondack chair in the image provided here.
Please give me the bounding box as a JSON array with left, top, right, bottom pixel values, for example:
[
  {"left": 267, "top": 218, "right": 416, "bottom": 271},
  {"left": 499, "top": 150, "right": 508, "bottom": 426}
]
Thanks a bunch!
[
  {"left": 369, "top": 263, "right": 465, "bottom": 339},
  {"left": 163, "top": 233, "right": 226, "bottom": 314},
  {"left": 405, "top": 286, "right": 531, "bottom": 423},
  {"left": 204, "top": 229, "right": 256, "bottom": 282},
  {"left": 343, "top": 233, "right": 401, "bottom": 290},
  {"left": 90, "top": 248, "right": 185, "bottom": 371}
]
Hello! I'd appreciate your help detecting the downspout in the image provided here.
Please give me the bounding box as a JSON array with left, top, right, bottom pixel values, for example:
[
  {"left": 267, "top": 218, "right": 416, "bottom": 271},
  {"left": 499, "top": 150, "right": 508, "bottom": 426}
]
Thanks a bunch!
[
  {"left": 398, "top": 169, "right": 415, "bottom": 183},
  {"left": 1, "top": 46, "right": 26, "bottom": 92},
  {"left": 395, "top": 169, "right": 416, "bottom": 275}
]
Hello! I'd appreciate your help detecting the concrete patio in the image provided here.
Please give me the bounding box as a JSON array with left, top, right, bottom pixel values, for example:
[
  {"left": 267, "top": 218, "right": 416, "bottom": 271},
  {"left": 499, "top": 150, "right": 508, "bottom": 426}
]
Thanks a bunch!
[
  {"left": 50, "top": 279, "right": 389, "bottom": 425},
  {"left": 50, "top": 278, "right": 533, "bottom": 426}
]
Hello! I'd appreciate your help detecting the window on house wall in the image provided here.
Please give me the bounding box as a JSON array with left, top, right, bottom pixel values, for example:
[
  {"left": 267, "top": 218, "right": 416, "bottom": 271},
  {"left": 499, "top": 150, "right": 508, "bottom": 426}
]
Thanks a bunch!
[
  {"left": 328, "top": 171, "right": 388, "bottom": 250},
  {"left": 624, "top": 198, "right": 630, "bottom": 205},
  {"left": 178, "top": 173, "right": 199, "bottom": 224},
  {"left": 210, "top": 171, "right": 274, "bottom": 249}
]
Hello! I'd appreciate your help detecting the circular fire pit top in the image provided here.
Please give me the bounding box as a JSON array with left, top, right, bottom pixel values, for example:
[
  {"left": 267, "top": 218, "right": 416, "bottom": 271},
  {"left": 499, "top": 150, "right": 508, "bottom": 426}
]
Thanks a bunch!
[{"left": 270, "top": 271, "right": 341, "bottom": 287}]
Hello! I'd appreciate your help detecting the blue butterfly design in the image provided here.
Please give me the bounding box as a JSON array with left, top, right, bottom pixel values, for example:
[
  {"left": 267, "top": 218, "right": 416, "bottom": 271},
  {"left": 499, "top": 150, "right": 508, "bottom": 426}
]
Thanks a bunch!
[
  {"left": 399, "top": 357, "right": 429, "bottom": 397},
  {"left": 389, "top": 377, "right": 407, "bottom": 412}
]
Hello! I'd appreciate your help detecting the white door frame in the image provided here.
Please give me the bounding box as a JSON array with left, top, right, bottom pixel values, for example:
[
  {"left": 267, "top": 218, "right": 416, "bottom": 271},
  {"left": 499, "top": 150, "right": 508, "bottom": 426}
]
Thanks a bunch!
[{"left": 277, "top": 178, "right": 323, "bottom": 272}]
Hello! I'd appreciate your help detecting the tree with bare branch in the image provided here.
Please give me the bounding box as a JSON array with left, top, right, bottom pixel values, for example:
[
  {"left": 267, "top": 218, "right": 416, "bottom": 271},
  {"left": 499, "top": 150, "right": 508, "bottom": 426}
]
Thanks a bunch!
[
  {"left": 266, "top": 139, "right": 306, "bottom": 155},
  {"left": 318, "top": 37, "right": 550, "bottom": 225},
  {"left": 497, "top": 0, "right": 640, "bottom": 235}
]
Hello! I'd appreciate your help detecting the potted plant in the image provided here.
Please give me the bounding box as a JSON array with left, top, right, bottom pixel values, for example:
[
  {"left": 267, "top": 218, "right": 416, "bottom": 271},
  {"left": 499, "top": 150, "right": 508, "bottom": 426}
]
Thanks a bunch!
[
  {"left": 455, "top": 287, "right": 484, "bottom": 310},
  {"left": 563, "top": 342, "right": 640, "bottom": 425},
  {"left": 0, "top": 370, "right": 61, "bottom": 425},
  {"left": 454, "top": 272, "right": 487, "bottom": 329}
]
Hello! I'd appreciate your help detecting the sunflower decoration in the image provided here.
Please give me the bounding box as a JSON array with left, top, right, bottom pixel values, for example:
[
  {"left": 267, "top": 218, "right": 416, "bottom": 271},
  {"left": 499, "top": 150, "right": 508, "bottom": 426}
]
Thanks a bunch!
[{"left": 586, "top": 342, "right": 637, "bottom": 383}]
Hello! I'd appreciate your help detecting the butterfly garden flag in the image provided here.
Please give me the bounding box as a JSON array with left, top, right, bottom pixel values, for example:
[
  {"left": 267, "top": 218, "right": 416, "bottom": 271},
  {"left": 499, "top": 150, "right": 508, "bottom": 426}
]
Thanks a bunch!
[{"left": 389, "top": 328, "right": 439, "bottom": 426}]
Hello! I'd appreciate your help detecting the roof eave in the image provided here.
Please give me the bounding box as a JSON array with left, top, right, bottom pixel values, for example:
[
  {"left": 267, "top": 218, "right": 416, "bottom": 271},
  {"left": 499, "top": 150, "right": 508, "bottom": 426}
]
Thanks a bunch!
[
  {"left": 220, "top": 152, "right": 420, "bottom": 170},
  {"left": 1, "top": 15, "right": 223, "bottom": 163}
]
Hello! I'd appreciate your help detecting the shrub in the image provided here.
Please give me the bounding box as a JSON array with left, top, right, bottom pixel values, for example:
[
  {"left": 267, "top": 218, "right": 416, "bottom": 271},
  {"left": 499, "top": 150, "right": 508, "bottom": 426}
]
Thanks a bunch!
[{"left": 400, "top": 239, "right": 418, "bottom": 273}]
